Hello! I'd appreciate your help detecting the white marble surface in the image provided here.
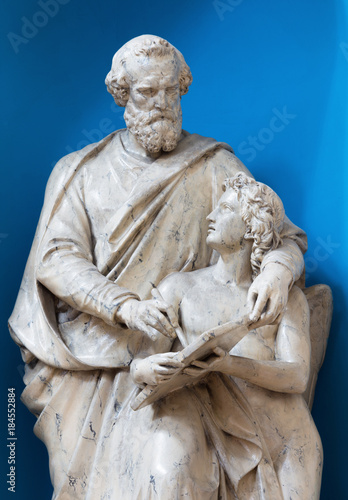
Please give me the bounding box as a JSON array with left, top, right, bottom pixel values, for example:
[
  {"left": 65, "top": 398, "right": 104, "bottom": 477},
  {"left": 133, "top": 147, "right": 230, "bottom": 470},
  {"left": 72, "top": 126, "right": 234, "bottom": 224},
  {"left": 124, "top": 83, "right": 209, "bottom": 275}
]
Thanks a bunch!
[
  {"left": 131, "top": 173, "right": 324, "bottom": 498},
  {"left": 8, "top": 35, "right": 331, "bottom": 499}
]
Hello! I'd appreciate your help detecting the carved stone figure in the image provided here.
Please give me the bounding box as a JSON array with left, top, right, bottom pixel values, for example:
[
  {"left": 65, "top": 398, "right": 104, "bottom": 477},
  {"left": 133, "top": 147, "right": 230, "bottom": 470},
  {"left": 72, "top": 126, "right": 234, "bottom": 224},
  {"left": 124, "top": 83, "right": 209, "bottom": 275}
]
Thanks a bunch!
[
  {"left": 131, "top": 172, "right": 325, "bottom": 498},
  {"left": 8, "top": 35, "right": 331, "bottom": 499}
]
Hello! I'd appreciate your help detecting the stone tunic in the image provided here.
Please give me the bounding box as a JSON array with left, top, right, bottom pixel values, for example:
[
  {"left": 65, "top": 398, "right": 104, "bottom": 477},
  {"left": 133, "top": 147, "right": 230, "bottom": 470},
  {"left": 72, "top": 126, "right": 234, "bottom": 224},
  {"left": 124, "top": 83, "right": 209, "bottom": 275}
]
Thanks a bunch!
[{"left": 9, "top": 130, "right": 307, "bottom": 499}]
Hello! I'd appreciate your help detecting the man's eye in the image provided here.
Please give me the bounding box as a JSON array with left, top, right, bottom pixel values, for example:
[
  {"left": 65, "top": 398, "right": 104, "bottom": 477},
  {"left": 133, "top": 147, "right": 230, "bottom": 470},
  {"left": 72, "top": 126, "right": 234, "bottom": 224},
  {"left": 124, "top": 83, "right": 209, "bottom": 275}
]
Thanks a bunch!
[
  {"left": 167, "top": 87, "right": 178, "bottom": 95},
  {"left": 138, "top": 89, "right": 153, "bottom": 97}
]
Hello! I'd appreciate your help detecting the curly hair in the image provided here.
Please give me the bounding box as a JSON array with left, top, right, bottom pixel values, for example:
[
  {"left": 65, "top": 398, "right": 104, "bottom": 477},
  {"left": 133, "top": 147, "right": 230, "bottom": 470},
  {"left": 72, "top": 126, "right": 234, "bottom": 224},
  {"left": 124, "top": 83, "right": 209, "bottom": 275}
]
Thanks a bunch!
[
  {"left": 105, "top": 35, "right": 193, "bottom": 107},
  {"left": 223, "top": 172, "right": 285, "bottom": 279}
]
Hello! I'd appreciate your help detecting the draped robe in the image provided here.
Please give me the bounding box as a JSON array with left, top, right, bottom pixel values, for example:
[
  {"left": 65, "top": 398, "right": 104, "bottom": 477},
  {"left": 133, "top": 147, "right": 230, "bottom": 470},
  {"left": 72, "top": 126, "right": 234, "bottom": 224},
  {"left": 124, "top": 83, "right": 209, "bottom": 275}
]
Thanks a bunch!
[{"left": 9, "top": 130, "right": 307, "bottom": 499}]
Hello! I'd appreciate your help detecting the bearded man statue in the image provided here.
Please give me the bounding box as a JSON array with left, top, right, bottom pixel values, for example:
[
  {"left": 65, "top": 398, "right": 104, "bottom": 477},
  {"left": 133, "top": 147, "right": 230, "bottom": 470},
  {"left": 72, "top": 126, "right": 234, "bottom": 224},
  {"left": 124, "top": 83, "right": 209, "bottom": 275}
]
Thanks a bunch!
[{"left": 9, "top": 35, "right": 307, "bottom": 499}]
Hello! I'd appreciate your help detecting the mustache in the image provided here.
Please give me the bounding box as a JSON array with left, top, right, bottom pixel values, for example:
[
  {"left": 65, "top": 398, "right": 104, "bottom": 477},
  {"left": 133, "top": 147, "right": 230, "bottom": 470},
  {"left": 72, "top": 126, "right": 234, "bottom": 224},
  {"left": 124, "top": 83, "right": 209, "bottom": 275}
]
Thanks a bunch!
[
  {"left": 145, "top": 111, "right": 176, "bottom": 124},
  {"left": 124, "top": 98, "right": 181, "bottom": 129}
]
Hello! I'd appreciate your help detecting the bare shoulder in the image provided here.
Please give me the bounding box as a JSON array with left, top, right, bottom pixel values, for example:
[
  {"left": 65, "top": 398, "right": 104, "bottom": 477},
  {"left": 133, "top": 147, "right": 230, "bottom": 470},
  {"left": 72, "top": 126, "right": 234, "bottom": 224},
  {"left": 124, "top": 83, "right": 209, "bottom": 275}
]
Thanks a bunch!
[
  {"left": 158, "top": 268, "right": 211, "bottom": 308},
  {"left": 158, "top": 271, "right": 195, "bottom": 304}
]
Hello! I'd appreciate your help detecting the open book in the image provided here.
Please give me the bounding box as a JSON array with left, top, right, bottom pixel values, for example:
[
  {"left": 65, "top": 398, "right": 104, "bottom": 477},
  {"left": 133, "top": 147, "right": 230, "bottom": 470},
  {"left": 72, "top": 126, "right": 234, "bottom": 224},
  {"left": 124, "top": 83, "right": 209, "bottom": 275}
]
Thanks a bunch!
[{"left": 131, "top": 319, "right": 249, "bottom": 410}]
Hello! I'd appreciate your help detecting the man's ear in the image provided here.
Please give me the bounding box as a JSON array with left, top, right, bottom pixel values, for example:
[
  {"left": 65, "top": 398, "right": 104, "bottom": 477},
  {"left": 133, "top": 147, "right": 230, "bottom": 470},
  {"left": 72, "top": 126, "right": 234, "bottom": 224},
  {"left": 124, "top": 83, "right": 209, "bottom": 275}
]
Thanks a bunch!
[
  {"left": 106, "top": 72, "right": 130, "bottom": 107},
  {"left": 112, "top": 86, "right": 129, "bottom": 107}
]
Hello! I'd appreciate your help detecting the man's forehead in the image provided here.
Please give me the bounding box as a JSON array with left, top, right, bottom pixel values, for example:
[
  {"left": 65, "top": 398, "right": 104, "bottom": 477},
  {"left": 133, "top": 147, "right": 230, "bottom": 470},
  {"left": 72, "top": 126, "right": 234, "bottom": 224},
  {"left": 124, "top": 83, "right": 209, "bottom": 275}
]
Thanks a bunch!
[
  {"left": 127, "top": 56, "right": 180, "bottom": 85},
  {"left": 133, "top": 74, "right": 179, "bottom": 88}
]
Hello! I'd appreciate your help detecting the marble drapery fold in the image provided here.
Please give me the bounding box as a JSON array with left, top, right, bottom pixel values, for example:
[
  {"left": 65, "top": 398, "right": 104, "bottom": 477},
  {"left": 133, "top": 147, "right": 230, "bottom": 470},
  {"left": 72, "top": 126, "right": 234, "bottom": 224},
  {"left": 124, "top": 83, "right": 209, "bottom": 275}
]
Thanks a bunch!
[{"left": 9, "top": 130, "right": 307, "bottom": 498}]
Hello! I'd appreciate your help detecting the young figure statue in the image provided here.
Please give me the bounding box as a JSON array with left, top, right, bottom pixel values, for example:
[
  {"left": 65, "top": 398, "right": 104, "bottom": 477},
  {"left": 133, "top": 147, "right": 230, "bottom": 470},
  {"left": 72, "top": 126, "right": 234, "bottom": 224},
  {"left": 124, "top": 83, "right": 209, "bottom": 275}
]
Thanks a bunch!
[{"left": 132, "top": 172, "right": 323, "bottom": 499}]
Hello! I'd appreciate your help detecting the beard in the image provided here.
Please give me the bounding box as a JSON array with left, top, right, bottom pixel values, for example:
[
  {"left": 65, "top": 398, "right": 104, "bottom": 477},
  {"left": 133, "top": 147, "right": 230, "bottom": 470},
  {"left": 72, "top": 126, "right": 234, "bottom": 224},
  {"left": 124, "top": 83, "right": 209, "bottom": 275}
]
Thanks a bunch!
[{"left": 124, "top": 100, "right": 182, "bottom": 154}]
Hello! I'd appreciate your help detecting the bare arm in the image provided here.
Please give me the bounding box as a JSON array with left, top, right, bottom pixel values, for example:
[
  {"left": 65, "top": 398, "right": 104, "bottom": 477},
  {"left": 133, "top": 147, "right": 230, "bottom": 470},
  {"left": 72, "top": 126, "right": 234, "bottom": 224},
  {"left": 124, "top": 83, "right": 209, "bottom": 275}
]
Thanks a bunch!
[{"left": 185, "top": 287, "right": 311, "bottom": 394}]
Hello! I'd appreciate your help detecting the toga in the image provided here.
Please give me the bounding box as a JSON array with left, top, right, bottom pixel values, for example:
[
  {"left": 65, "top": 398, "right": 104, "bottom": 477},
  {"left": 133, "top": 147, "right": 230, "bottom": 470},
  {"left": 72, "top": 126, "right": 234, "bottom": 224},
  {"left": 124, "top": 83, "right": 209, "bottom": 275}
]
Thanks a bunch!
[{"left": 9, "top": 130, "right": 306, "bottom": 499}]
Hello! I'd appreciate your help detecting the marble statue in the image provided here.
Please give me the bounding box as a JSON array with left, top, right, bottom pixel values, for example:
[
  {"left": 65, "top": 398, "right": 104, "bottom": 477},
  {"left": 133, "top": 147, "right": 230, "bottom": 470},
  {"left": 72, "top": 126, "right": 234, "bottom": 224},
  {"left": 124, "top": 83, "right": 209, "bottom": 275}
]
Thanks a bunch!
[
  {"left": 131, "top": 172, "right": 324, "bottom": 499},
  {"left": 8, "top": 35, "right": 331, "bottom": 499}
]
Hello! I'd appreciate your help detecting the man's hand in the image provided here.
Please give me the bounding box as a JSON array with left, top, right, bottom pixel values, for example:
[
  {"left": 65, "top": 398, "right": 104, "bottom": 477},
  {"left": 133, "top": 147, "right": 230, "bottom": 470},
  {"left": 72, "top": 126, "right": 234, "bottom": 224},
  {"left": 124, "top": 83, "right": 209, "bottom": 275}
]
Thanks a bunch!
[
  {"left": 131, "top": 353, "right": 184, "bottom": 386},
  {"left": 116, "top": 298, "right": 179, "bottom": 341},
  {"left": 247, "top": 262, "right": 293, "bottom": 328}
]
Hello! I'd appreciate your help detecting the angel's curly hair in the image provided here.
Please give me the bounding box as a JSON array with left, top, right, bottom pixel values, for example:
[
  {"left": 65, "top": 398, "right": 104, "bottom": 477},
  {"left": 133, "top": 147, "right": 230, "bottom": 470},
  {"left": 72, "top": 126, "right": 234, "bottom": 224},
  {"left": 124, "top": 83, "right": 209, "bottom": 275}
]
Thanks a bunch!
[
  {"left": 105, "top": 35, "right": 192, "bottom": 107},
  {"left": 223, "top": 172, "right": 285, "bottom": 279}
]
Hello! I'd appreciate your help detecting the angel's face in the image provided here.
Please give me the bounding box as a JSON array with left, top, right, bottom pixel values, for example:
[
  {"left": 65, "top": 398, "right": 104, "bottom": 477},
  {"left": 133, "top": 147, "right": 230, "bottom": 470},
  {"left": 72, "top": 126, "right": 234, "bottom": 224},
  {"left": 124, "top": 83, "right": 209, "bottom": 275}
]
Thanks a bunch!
[{"left": 206, "top": 189, "right": 247, "bottom": 252}]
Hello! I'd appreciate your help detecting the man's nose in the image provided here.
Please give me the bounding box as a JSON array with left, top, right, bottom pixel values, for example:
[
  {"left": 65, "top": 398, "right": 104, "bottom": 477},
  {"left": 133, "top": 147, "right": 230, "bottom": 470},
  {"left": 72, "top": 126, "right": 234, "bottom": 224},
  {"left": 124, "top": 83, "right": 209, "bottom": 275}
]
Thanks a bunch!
[{"left": 154, "top": 90, "right": 167, "bottom": 110}]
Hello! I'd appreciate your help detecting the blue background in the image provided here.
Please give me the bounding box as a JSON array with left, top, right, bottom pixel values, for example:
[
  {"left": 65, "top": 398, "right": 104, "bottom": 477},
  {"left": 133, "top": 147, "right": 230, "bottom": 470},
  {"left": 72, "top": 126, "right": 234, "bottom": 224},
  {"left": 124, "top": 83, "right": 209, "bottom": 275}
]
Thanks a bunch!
[{"left": 1, "top": 0, "right": 347, "bottom": 498}]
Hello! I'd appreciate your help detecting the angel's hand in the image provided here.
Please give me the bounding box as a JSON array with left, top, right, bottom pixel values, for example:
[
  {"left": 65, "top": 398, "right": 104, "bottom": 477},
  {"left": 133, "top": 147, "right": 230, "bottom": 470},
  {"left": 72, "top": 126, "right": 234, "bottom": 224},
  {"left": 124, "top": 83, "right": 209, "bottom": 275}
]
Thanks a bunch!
[{"left": 131, "top": 352, "right": 184, "bottom": 386}]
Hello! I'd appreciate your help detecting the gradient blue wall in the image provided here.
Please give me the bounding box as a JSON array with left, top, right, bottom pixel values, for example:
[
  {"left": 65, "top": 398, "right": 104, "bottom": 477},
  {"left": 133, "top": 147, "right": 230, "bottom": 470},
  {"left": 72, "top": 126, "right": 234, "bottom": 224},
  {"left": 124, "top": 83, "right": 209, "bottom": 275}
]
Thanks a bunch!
[{"left": 1, "top": 0, "right": 347, "bottom": 498}]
